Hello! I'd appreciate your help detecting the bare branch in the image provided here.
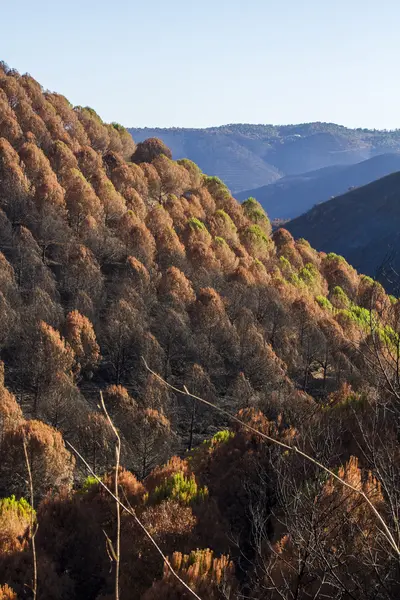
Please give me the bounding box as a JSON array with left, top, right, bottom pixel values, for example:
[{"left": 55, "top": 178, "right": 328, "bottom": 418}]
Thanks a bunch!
[
  {"left": 100, "top": 391, "right": 121, "bottom": 600},
  {"left": 66, "top": 440, "right": 203, "bottom": 600},
  {"left": 22, "top": 435, "right": 38, "bottom": 600},
  {"left": 142, "top": 357, "right": 400, "bottom": 557}
]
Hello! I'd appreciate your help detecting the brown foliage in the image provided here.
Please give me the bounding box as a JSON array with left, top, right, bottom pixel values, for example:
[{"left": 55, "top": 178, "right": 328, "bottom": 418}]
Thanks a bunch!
[
  {"left": 158, "top": 266, "right": 195, "bottom": 306},
  {"left": 0, "top": 89, "right": 22, "bottom": 146},
  {"left": 0, "top": 65, "right": 399, "bottom": 600},
  {"left": 0, "top": 363, "right": 23, "bottom": 441},
  {"left": 65, "top": 310, "right": 100, "bottom": 374},
  {"left": 132, "top": 137, "right": 172, "bottom": 163},
  {"left": 117, "top": 210, "right": 156, "bottom": 266},
  {"left": 0, "top": 585, "right": 17, "bottom": 600},
  {"left": 0, "top": 419, "right": 74, "bottom": 497},
  {"left": 64, "top": 168, "right": 103, "bottom": 230},
  {"left": 75, "top": 106, "right": 110, "bottom": 154}
]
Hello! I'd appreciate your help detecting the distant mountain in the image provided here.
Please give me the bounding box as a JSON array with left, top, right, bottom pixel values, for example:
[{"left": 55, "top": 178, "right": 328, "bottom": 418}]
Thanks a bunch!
[
  {"left": 236, "top": 153, "right": 400, "bottom": 220},
  {"left": 128, "top": 123, "right": 400, "bottom": 192},
  {"left": 286, "top": 171, "right": 400, "bottom": 292}
]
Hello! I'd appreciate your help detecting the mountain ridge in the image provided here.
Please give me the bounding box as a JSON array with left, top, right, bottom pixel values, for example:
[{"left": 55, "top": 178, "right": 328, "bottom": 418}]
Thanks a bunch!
[
  {"left": 236, "top": 152, "right": 400, "bottom": 220},
  {"left": 286, "top": 170, "right": 400, "bottom": 291},
  {"left": 128, "top": 123, "right": 400, "bottom": 192}
]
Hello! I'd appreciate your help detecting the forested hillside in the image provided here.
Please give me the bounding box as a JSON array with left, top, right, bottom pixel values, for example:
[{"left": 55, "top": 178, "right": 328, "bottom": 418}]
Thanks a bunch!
[
  {"left": 237, "top": 153, "right": 400, "bottom": 220},
  {"left": 129, "top": 123, "right": 400, "bottom": 193},
  {"left": 0, "top": 63, "right": 400, "bottom": 599}
]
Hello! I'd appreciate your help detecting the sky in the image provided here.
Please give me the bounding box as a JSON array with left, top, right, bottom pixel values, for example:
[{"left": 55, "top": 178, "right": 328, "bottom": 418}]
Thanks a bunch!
[{"left": 1, "top": 0, "right": 399, "bottom": 129}]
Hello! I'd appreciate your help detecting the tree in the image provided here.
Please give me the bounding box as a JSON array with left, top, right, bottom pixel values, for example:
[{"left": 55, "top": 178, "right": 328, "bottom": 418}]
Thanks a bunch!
[
  {"left": 322, "top": 252, "right": 359, "bottom": 299},
  {"left": 177, "top": 159, "right": 203, "bottom": 190},
  {"left": 0, "top": 89, "right": 22, "bottom": 146},
  {"left": 0, "top": 363, "right": 23, "bottom": 444},
  {"left": 21, "top": 320, "right": 75, "bottom": 416},
  {"left": 10, "top": 225, "right": 57, "bottom": 297},
  {"left": 131, "top": 137, "right": 172, "bottom": 163},
  {"left": 110, "top": 122, "right": 136, "bottom": 160},
  {"left": 74, "top": 106, "right": 110, "bottom": 154},
  {"left": 62, "top": 244, "right": 104, "bottom": 314},
  {"left": 153, "top": 155, "right": 190, "bottom": 201},
  {"left": 189, "top": 287, "right": 236, "bottom": 373},
  {"left": 64, "top": 168, "right": 103, "bottom": 232},
  {"left": 76, "top": 411, "right": 115, "bottom": 474},
  {"left": 151, "top": 306, "right": 194, "bottom": 380},
  {"left": 240, "top": 224, "right": 273, "bottom": 262},
  {"left": 142, "top": 549, "right": 237, "bottom": 600},
  {"left": 251, "top": 455, "right": 395, "bottom": 600},
  {"left": 158, "top": 267, "right": 195, "bottom": 308},
  {"left": 242, "top": 197, "right": 271, "bottom": 235},
  {"left": 46, "top": 92, "right": 90, "bottom": 146},
  {"left": 48, "top": 139, "right": 79, "bottom": 183},
  {"left": 20, "top": 73, "right": 75, "bottom": 149},
  {"left": 102, "top": 297, "right": 143, "bottom": 384},
  {"left": 0, "top": 74, "right": 51, "bottom": 149},
  {"left": 65, "top": 310, "right": 100, "bottom": 376},
  {"left": 0, "top": 495, "right": 34, "bottom": 556},
  {"left": 117, "top": 210, "right": 156, "bottom": 267},
  {"left": 91, "top": 171, "right": 127, "bottom": 224},
  {"left": 212, "top": 236, "right": 239, "bottom": 274},
  {"left": 146, "top": 206, "right": 186, "bottom": 269},
  {"left": 208, "top": 209, "right": 239, "bottom": 245},
  {"left": 130, "top": 408, "right": 172, "bottom": 479},
  {"left": 19, "top": 141, "right": 66, "bottom": 211},
  {"left": 0, "top": 419, "right": 75, "bottom": 498},
  {"left": 0, "top": 137, "right": 30, "bottom": 223},
  {"left": 182, "top": 363, "right": 216, "bottom": 450}
]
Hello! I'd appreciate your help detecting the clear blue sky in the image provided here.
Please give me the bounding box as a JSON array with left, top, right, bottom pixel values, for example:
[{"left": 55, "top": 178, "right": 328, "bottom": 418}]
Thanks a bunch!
[{"left": 1, "top": 0, "right": 399, "bottom": 129}]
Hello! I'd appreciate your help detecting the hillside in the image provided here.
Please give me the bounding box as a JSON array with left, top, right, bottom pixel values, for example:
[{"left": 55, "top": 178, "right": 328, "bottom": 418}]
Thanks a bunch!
[
  {"left": 237, "top": 153, "right": 400, "bottom": 220},
  {"left": 0, "top": 63, "right": 400, "bottom": 600},
  {"left": 129, "top": 123, "right": 400, "bottom": 192},
  {"left": 286, "top": 171, "right": 400, "bottom": 292}
]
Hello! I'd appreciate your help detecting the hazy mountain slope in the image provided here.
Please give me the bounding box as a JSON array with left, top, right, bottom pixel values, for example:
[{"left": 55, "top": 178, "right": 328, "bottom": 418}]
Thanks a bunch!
[
  {"left": 286, "top": 171, "right": 400, "bottom": 290},
  {"left": 237, "top": 153, "right": 400, "bottom": 220},
  {"left": 127, "top": 127, "right": 283, "bottom": 192},
  {"left": 128, "top": 123, "right": 400, "bottom": 192}
]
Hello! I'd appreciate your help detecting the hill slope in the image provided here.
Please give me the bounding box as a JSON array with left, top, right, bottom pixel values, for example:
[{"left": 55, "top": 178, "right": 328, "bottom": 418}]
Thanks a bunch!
[
  {"left": 286, "top": 171, "right": 400, "bottom": 290},
  {"left": 1, "top": 63, "right": 400, "bottom": 600},
  {"left": 236, "top": 153, "right": 400, "bottom": 220},
  {"left": 128, "top": 123, "right": 400, "bottom": 192}
]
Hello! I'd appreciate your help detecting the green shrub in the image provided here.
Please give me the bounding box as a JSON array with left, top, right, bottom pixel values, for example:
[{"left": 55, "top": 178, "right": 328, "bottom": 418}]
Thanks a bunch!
[
  {"left": 245, "top": 224, "right": 269, "bottom": 244},
  {"left": 81, "top": 475, "right": 99, "bottom": 493},
  {"left": 331, "top": 285, "right": 350, "bottom": 308},
  {"left": 154, "top": 472, "right": 208, "bottom": 505},
  {"left": 214, "top": 209, "right": 237, "bottom": 232},
  {"left": 209, "top": 429, "right": 234, "bottom": 445},
  {"left": 325, "top": 252, "right": 347, "bottom": 266},
  {"left": 299, "top": 263, "right": 318, "bottom": 286},
  {"left": 0, "top": 495, "right": 35, "bottom": 521},
  {"left": 242, "top": 197, "right": 271, "bottom": 231},
  {"left": 297, "top": 238, "right": 311, "bottom": 247},
  {"left": 203, "top": 175, "right": 230, "bottom": 198},
  {"left": 214, "top": 236, "right": 228, "bottom": 246},
  {"left": 188, "top": 217, "right": 207, "bottom": 232},
  {"left": 316, "top": 295, "right": 333, "bottom": 311},
  {"left": 111, "top": 122, "right": 126, "bottom": 132}
]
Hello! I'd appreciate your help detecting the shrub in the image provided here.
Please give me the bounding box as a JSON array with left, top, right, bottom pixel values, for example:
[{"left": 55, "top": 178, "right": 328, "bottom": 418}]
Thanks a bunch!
[
  {"left": 153, "top": 472, "right": 208, "bottom": 505},
  {"left": 316, "top": 295, "right": 333, "bottom": 311},
  {"left": 188, "top": 217, "right": 206, "bottom": 232}
]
